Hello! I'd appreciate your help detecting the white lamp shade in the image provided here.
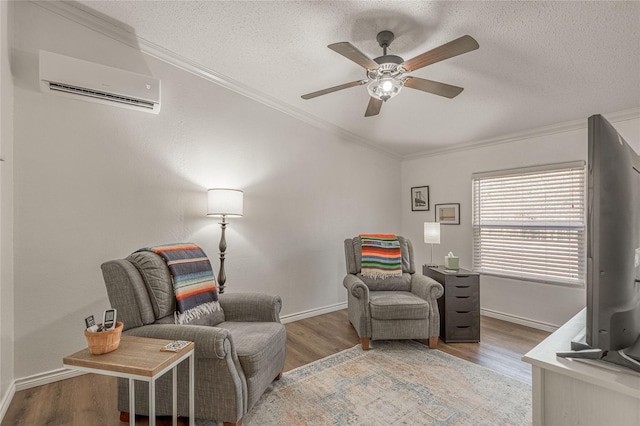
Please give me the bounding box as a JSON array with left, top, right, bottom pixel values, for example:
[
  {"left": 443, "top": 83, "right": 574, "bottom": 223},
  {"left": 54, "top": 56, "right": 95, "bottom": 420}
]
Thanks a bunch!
[
  {"left": 424, "top": 222, "right": 441, "bottom": 244},
  {"left": 207, "top": 188, "right": 243, "bottom": 217}
]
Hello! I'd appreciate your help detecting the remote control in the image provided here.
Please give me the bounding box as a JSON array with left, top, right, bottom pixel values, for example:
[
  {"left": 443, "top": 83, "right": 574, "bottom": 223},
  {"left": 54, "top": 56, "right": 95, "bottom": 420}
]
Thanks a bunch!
[
  {"left": 85, "top": 315, "right": 98, "bottom": 332},
  {"left": 102, "top": 309, "right": 117, "bottom": 331},
  {"left": 161, "top": 341, "right": 190, "bottom": 352}
]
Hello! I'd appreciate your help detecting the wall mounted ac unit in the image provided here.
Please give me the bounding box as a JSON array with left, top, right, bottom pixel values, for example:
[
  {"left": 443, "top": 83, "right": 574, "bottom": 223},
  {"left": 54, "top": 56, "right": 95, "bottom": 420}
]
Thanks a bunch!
[{"left": 39, "top": 50, "right": 161, "bottom": 114}]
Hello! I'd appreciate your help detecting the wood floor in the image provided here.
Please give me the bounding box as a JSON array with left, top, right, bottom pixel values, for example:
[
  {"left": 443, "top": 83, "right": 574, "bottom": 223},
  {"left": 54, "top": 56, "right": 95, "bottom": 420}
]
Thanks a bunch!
[{"left": 2, "top": 309, "right": 549, "bottom": 425}]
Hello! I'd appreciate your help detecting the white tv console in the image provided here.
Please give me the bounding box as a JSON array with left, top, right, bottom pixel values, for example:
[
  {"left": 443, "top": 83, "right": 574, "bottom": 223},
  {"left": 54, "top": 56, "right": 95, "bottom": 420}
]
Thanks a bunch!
[{"left": 522, "top": 309, "right": 640, "bottom": 426}]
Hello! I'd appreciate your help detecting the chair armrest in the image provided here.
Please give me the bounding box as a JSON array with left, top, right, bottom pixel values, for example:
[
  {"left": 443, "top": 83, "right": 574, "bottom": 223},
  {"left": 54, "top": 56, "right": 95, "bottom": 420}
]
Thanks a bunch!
[
  {"left": 218, "top": 292, "right": 282, "bottom": 323},
  {"left": 343, "top": 274, "right": 371, "bottom": 339},
  {"left": 343, "top": 274, "right": 369, "bottom": 300},
  {"left": 123, "top": 324, "right": 233, "bottom": 360},
  {"left": 411, "top": 274, "right": 444, "bottom": 339},
  {"left": 411, "top": 274, "right": 444, "bottom": 301}
]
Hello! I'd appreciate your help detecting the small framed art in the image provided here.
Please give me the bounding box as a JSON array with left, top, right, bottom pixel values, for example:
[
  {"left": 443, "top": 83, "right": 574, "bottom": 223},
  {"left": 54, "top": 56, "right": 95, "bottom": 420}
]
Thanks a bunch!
[
  {"left": 411, "top": 186, "right": 429, "bottom": 211},
  {"left": 435, "top": 203, "right": 460, "bottom": 225}
]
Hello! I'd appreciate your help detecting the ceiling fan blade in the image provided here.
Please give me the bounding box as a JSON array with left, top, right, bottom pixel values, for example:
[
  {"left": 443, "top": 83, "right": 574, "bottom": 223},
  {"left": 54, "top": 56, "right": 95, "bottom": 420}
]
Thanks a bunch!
[
  {"left": 328, "top": 42, "right": 379, "bottom": 70},
  {"left": 401, "top": 35, "right": 479, "bottom": 72},
  {"left": 365, "top": 97, "right": 383, "bottom": 117},
  {"left": 301, "top": 80, "right": 367, "bottom": 100},
  {"left": 403, "top": 76, "right": 464, "bottom": 99}
]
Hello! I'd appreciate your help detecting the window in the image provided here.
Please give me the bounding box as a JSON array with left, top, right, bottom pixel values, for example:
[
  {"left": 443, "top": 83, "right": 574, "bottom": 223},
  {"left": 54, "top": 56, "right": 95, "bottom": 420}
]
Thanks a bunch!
[{"left": 472, "top": 162, "right": 586, "bottom": 286}]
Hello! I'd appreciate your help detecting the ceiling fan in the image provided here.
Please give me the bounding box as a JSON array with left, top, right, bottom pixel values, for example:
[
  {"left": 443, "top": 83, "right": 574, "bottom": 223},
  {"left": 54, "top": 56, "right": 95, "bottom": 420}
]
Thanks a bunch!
[{"left": 301, "top": 31, "right": 479, "bottom": 117}]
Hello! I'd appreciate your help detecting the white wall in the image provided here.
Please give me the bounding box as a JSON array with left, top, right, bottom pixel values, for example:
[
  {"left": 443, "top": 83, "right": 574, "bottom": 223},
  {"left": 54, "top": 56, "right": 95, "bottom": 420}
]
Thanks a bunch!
[
  {"left": 402, "top": 115, "right": 640, "bottom": 329},
  {"left": 0, "top": 0, "right": 15, "bottom": 411},
  {"left": 10, "top": 2, "right": 401, "bottom": 380}
]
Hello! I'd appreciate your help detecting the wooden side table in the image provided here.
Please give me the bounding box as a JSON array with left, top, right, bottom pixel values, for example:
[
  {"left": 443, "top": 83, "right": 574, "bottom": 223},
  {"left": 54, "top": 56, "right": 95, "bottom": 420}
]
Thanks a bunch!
[
  {"left": 63, "top": 335, "right": 195, "bottom": 426},
  {"left": 423, "top": 265, "right": 481, "bottom": 343}
]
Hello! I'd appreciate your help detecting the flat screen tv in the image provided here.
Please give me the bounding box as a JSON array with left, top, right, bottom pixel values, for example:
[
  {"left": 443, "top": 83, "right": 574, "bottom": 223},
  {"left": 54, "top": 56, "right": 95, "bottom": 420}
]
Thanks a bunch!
[{"left": 558, "top": 114, "right": 640, "bottom": 372}]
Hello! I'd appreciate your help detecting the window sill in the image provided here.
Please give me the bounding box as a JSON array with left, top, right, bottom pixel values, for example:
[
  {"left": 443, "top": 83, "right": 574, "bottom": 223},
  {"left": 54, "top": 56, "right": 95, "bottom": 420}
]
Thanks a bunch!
[{"left": 478, "top": 271, "right": 585, "bottom": 289}]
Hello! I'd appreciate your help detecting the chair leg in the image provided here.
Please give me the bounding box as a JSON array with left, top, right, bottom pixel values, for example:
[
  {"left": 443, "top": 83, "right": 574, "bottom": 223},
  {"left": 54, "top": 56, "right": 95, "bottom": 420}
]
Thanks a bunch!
[
  {"left": 428, "top": 336, "right": 439, "bottom": 349},
  {"left": 120, "top": 412, "right": 129, "bottom": 422},
  {"left": 361, "top": 338, "right": 370, "bottom": 350}
]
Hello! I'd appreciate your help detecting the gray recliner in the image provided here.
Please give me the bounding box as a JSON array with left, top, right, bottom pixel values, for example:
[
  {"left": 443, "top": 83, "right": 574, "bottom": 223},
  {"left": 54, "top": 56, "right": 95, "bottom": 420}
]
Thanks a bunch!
[
  {"left": 343, "top": 236, "right": 444, "bottom": 350},
  {"left": 101, "top": 250, "right": 286, "bottom": 426}
]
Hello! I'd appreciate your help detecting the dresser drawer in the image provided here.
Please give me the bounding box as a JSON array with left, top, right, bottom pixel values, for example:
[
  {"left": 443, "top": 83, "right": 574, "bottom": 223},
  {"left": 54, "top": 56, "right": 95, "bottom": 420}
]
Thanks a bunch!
[
  {"left": 446, "top": 295, "right": 479, "bottom": 313},
  {"left": 446, "top": 324, "right": 480, "bottom": 342},
  {"left": 446, "top": 274, "right": 478, "bottom": 286},
  {"left": 447, "top": 310, "right": 479, "bottom": 327},
  {"left": 446, "top": 281, "right": 478, "bottom": 298}
]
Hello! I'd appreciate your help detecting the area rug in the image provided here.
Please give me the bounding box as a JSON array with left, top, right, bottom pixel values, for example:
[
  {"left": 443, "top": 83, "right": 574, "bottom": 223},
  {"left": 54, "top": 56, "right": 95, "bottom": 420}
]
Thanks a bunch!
[{"left": 206, "top": 340, "right": 532, "bottom": 425}]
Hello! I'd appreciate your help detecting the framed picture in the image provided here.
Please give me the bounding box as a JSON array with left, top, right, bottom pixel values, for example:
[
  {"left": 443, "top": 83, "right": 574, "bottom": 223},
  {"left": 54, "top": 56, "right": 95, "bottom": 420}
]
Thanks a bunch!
[
  {"left": 435, "top": 203, "right": 460, "bottom": 225},
  {"left": 411, "top": 186, "right": 430, "bottom": 211}
]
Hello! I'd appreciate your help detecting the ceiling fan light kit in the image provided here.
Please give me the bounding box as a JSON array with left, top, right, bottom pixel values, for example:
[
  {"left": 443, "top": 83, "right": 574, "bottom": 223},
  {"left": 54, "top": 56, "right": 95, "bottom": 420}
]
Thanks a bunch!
[
  {"left": 301, "top": 30, "right": 479, "bottom": 117},
  {"left": 367, "top": 77, "right": 403, "bottom": 101}
]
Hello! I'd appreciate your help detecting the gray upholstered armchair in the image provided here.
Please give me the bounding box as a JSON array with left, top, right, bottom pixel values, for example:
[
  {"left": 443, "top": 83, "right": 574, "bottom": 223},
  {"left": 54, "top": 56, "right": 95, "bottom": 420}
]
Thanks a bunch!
[
  {"left": 101, "top": 250, "right": 286, "bottom": 426},
  {"left": 343, "top": 236, "right": 444, "bottom": 350}
]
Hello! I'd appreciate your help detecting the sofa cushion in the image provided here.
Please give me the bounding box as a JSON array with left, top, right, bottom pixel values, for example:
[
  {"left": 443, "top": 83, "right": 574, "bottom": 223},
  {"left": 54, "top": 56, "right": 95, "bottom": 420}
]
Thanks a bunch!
[
  {"left": 101, "top": 260, "right": 152, "bottom": 330},
  {"left": 218, "top": 321, "right": 287, "bottom": 378},
  {"left": 369, "top": 291, "right": 429, "bottom": 320},
  {"left": 128, "top": 251, "right": 225, "bottom": 326},
  {"left": 127, "top": 251, "right": 175, "bottom": 321}
]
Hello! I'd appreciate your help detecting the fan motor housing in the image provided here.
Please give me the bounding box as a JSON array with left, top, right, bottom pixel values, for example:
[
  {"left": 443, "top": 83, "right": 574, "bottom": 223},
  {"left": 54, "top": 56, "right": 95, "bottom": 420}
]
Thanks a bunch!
[
  {"left": 374, "top": 55, "right": 403, "bottom": 66},
  {"left": 369, "top": 55, "right": 404, "bottom": 80}
]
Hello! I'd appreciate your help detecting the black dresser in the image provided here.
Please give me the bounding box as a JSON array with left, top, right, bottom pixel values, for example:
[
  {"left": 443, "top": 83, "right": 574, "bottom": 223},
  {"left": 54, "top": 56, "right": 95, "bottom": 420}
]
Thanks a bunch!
[{"left": 423, "top": 265, "right": 480, "bottom": 343}]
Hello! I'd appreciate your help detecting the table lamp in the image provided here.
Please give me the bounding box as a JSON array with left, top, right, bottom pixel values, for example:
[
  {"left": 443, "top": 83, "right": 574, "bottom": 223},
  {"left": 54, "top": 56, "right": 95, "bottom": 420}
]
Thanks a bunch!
[{"left": 424, "top": 222, "right": 441, "bottom": 267}]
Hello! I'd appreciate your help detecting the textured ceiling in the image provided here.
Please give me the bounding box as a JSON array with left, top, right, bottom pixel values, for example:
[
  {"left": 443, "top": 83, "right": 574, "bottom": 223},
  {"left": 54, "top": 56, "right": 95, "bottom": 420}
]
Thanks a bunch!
[{"left": 73, "top": 0, "right": 640, "bottom": 157}]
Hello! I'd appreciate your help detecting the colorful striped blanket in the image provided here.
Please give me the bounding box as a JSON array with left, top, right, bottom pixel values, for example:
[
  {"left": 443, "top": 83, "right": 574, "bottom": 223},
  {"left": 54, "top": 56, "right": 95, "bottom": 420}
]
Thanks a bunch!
[
  {"left": 359, "top": 234, "right": 403, "bottom": 279},
  {"left": 139, "top": 243, "right": 220, "bottom": 324}
]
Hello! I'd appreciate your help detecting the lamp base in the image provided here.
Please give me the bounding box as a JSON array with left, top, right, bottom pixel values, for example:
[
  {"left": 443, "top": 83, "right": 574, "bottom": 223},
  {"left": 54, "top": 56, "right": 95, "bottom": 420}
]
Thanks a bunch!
[
  {"left": 217, "top": 217, "right": 227, "bottom": 294},
  {"left": 427, "top": 244, "right": 438, "bottom": 269}
]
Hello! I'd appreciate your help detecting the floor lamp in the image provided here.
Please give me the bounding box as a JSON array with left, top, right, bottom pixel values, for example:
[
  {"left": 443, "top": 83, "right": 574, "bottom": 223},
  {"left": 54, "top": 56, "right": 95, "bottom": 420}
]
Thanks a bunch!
[
  {"left": 424, "top": 222, "right": 441, "bottom": 267},
  {"left": 207, "top": 188, "right": 243, "bottom": 294}
]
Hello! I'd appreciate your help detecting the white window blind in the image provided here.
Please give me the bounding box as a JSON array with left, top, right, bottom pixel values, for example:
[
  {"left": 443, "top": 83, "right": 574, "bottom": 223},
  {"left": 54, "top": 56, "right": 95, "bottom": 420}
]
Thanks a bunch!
[{"left": 472, "top": 162, "right": 586, "bottom": 286}]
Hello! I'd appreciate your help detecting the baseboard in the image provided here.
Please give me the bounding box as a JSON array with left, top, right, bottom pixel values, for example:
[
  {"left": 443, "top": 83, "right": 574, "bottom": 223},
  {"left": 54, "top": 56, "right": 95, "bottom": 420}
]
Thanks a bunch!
[
  {"left": 481, "top": 308, "right": 559, "bottom": 333},
  {"left": 280, "top": 301, "right": 347, "bottom": 324},
  {"left": 1, "top": 369, "right": 87, "bottom": 421},
  {"left": 0, "top": 380, "right": 16, "bottom": 423},
  {"left": 14, "top": 368, "right": 86, "bottom": 392}
]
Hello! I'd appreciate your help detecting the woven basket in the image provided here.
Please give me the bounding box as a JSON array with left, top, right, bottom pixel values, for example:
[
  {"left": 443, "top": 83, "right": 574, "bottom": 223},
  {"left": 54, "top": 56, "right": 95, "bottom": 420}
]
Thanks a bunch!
[{"left": 84, "top": 321, "right": 123, "bottom": 355}]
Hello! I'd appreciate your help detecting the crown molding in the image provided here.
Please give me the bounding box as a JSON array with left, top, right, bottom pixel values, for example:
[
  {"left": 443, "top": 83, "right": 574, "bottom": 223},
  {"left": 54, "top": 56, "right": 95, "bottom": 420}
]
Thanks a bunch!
[
  {"left": 32, "top": 1, "right": 401, "bottom": 160},
  {"left": 403, "top": 107, "right": 640, "bottom": 161}
]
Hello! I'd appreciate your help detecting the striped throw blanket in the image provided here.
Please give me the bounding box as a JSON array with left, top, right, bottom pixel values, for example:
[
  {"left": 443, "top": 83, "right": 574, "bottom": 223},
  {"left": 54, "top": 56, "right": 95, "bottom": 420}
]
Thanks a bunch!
[
  {"left": 140, "top": 243, "right": 220, "bottom": 324},
  {"left": 360, "top": 234, "right": 403, "bottom": 279}
]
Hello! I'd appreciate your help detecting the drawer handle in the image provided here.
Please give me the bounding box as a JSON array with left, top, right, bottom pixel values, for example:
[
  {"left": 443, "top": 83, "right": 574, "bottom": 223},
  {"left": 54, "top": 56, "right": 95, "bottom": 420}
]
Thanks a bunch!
[
  {"left": 456, "top": 311, "right": 470, "bottom": 314},
  {"left": 456, "top": 326, "right": 471, "bottom": 329},
  {"left": 455, "top": 285, "right": 470, "bottom": 289},
  {"left": 455, "top": 296, "right": 469, "bottom": 299}
]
